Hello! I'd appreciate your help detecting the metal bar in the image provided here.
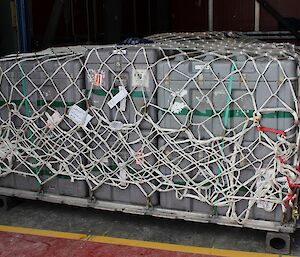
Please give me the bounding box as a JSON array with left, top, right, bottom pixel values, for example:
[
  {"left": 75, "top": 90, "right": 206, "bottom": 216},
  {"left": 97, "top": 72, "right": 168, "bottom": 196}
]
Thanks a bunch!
[
  {"left": 256, "top": 0, "right": 300, "bottom": 40},
  {"left": 0, "top": 187, "right": 295, "bottom": 233},
  {"left": 244, "top": 30, "right": 300, "bottom": 40},
  {"left": 254, "top": 0, "right": 260, "bottom": 32},
  {"left": 208, "top": 0, "right": 213, "bottom": 31},
  {"left": 16, "top": 0, "right": 28, "bottom": 52}
]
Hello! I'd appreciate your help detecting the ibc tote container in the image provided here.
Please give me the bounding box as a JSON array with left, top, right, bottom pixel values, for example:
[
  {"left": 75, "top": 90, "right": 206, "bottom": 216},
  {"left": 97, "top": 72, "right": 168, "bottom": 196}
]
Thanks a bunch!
[
  {"left": 0, "top": 47, "right": 88, "bottom": 197},
  {"left": 156, "top": 51, "right": 298, "bottom": 222},
  {"left": 85, "top": 46, "right": 159, "bottom": 206}
]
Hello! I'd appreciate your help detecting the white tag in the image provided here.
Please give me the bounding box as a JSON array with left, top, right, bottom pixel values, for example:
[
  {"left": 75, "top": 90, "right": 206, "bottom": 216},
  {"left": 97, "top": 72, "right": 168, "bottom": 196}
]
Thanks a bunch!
[
  {"left": 170, "top": 102, "right": 187, "bottom": 114},
  {"left": 195, "top": 64, "right": 210, "bottom": 70},
  {"left": 101, "top": 156, "right": 109, "bottom": 163},
  {"left": 107, "top": 86, "right": 128, "bottom": 109},
  {"left": 110, "top": 121, "right": 124, "bottom": 131},
  {"left": 257, "top": 200, "right": 274, "bottom": 212},
  {"left": 68, "top": 105, "right": 92, "bottom": 128},
  {"left": 119, "top": 86, "right": 127, "bottom": 111},
  {"left": 0, "top": 141, "right": 15, "bottom": 159},
  {"left": 113, "top": 49, "right": 126, "bottom": 55},
  {"left": 120, "top": 167, "right": 127, "bottom": 186},
  {"left": 46, "top": 111, "right": 63, "bottom": 130},
  {"left": 132, "top": 69, "right": 149, "bottom": 88},
  {"left": 256, "top": 169, "right": 275, "bottom": 212}
]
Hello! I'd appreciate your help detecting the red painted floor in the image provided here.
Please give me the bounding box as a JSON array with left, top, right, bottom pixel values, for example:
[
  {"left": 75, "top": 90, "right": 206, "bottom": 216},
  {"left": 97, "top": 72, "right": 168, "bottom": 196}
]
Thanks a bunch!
[{"left": 0, "top": 232, "right": 222, "bottom": 257}]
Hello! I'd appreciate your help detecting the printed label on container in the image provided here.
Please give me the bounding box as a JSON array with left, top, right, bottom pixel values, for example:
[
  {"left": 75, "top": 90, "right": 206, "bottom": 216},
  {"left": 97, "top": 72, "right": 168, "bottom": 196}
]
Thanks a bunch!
[
  {"left": 132, "top": 69, "right": 149, "bottom": 88},
  {"left": 257, "top": 200, "right": 274, "bottom": 212},
  {"left": 113, "top": 49, "right": 126, "bottom": 55},
  {"left": 194, "top": 64, "right": 210, "bottom": 70}
]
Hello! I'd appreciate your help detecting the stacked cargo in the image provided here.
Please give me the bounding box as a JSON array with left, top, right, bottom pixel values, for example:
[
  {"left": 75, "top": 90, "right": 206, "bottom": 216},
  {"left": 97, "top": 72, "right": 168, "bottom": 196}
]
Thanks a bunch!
[
  {"left": 156, "top": 51, "right": 298, "bottom": 222},
  {"left": 0, "top": 47, "right": 89, "bottom": 197},
  {"left": 0, "top": 34, "right": 299, "bottom": 231},
  {"left": 85, "top": 47, "right": 159, "bottom": 206}
]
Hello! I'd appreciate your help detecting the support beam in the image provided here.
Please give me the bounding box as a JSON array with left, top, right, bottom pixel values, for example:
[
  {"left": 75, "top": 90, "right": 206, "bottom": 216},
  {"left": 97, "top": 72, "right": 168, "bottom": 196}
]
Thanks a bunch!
[
  {"left": 256, "top": 0, "right": 300, "bottom": 40},
  {"left": 254, "top": 0, "right": 260, "bottom": 32}
]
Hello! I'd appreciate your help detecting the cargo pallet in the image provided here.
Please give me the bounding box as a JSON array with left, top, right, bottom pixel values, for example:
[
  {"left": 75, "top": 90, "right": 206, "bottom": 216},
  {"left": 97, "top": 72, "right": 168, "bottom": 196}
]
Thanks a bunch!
[{"left": 0, "top": 187, "right": 295, "bottom": 234}]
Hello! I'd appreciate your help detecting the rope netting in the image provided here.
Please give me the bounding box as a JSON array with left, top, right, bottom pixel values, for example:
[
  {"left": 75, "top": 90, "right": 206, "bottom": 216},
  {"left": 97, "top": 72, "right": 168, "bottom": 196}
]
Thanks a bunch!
[{"left": 0, "top": 33, "right": 300, "bottom": 224}]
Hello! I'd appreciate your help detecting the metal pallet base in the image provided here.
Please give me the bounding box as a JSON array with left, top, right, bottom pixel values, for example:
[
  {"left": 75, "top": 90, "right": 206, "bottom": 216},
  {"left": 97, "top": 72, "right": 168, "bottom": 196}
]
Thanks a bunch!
[{"left": 0, "top": 187, "right": 295, "bottom": 234}]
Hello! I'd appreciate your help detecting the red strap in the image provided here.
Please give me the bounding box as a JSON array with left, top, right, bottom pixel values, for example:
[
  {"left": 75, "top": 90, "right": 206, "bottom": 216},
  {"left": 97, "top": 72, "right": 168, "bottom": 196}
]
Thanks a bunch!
[
  {"left": 284, "top": 192, "right": 295, "bottom": 207},
  {"left": 286, "top": 175, "right": 300, "bottom": 190},
  {"left": 277, "top": 156, "right": 286, "bottom": 164},
  {"left": 256, "top": 126, "right": 286, "bottom": 136}
]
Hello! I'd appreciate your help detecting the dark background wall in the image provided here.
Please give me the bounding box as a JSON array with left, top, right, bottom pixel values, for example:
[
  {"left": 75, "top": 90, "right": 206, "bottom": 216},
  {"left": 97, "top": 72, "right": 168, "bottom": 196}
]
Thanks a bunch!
[
  {"left": 0, "top": 0, "right": 18, "bottom": 56},
  {"left": 1, "top": 0, "right": 300, "bottom": 56}
]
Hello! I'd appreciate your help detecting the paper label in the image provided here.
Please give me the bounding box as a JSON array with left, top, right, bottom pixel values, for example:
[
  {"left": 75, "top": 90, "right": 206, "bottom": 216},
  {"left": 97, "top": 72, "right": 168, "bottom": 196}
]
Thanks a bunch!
[
  {"left": 257, "top": 200, "right": 274, "bottom": 212},
  {"left": 110, "top": 121, "right": 124, "bottom": 131},
  {"left": 256, "top": 169, "right": 275, "bottom": 212},
  {"left": 194, "top": 64, "right": 210, "bottom": 70},
  {"left": 113, "top": 49, "right": 126, "bottom": 55},
  {"left": 101, "top": 156, "right": 109, "bottom": 163},
  {"left": 120, "top": 167, "right": 127, "bottom": 186},
  {"left": 170, "top": 102, "right": 187, "bottom": 114},
  {"left": 107, "top": 86, "right": 128, "bottom": 109},
  {"left": 68, "top": 105, "right": 92, "bottom": 128},
  {"left": 46, "top": 111, "right": 63, "bottom": 130},
  {"left": 119, "top": 86, "right": 127, "bottom": 111},
  {"left": 132, "top": 69, "right": 149, "bottom": 88}
]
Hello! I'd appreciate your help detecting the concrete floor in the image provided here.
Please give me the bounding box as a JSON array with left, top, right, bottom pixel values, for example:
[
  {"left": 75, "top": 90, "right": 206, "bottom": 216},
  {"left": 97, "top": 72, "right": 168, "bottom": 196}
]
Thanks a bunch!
[{"left": 0, "top": 199, "right": 299, "bottom": 256}]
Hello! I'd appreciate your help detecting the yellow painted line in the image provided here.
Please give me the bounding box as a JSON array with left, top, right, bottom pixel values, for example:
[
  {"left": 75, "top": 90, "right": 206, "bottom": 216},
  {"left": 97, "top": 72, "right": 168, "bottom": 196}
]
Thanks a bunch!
[
  {"left": 0, "top": 225, "right": 87, "bottom": 241},
  {"left": 0, "top": 225, "right": 294, "bottom": 257}
]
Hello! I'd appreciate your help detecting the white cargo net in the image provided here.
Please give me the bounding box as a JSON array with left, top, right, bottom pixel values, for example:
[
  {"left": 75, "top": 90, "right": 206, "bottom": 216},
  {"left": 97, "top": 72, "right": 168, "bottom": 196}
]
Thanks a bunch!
[{"left": 0, "top": 33, "right": 300, "bottom": 224}]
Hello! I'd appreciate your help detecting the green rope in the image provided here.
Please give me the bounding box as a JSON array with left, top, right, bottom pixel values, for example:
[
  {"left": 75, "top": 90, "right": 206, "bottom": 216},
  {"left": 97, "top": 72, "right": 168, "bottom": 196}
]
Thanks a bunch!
[
  {"left": 224, "top": 62, "right": 236, "bottom": 129},
  {"left": 19, "top": 64, "right": 40, "bottom": 189},
  {"left": 214, "top": 60, "right": 236, "bottom": 215},
  {"left": 217, "top": 60, "right": 235, "bottom": 175}
]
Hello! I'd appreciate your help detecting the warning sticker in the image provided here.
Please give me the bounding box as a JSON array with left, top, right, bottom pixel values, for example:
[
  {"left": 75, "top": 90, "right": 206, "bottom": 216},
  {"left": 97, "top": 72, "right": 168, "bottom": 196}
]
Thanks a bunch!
[
  {"left": 132, "top": 69, "right": 149, "bottom": 88},
  {"left": 88, "top": 69, "right": 105, "bottom": 87}
]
